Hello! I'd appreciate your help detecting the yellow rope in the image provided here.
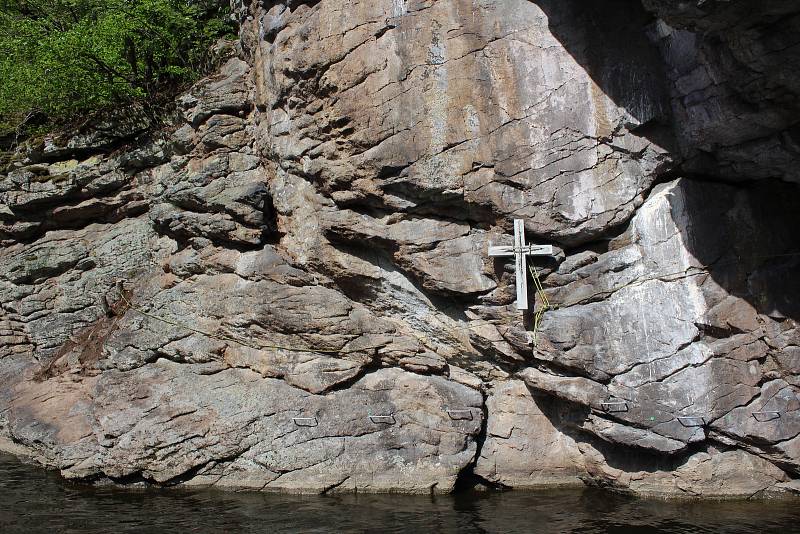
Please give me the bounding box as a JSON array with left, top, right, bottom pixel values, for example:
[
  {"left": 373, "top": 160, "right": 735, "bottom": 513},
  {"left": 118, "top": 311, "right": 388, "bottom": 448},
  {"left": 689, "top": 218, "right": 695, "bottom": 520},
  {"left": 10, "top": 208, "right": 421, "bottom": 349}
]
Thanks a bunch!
[{"left": 528, "top": 263, "right": 549, "bottom": 348}]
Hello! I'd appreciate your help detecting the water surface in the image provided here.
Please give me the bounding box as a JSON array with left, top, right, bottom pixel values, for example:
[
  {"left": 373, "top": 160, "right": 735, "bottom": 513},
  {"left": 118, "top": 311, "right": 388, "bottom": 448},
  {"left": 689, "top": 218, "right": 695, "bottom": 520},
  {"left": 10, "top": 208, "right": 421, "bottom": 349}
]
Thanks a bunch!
[{"left": 1, "top": 454, "right": 798, "bottom": 533}]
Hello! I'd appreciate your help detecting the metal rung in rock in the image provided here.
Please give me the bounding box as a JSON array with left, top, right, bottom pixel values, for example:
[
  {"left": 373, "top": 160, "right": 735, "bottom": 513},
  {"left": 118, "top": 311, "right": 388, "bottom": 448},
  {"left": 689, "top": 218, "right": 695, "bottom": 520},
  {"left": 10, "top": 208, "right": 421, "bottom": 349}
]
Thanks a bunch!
[
  {"left": 292, "top": 417, "right": 318, "bottom": 427},
  {"left": 369, "top": 415, "right": 396, "bottom": 425},
  {"left": 752, "top": 411, "right": 781, "bottom": 422},
  {"left": 601, "top": 401, "right": 629, "bottom": 413},
  {"left": 677, "top": 416, "right": 705, "bottom": 427},
  {"left": 447, "top": 409, "right": 473, "bottom": 421}
]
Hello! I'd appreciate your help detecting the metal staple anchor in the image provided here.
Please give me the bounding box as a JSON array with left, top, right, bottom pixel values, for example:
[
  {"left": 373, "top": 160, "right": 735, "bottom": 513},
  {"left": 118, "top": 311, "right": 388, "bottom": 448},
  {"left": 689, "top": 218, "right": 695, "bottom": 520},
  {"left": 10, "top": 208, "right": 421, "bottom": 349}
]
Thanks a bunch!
[
  {"left": 600, "top": 401, "right": 629, "bottom": 413},
  {"left": 292, "top": 417, "right": 318, "bottom": 427},
  {"left": 368, "top": 415, "right": 396, "bottom": 425},
  {"left": 677, "top": 416, "right": 705, "bottom": 427},
  {"left": 751, "top": 411, "right": 781, "bottom": 422},
  {"left": 446, "top": 408, "right": 473, "bottom": 421}
]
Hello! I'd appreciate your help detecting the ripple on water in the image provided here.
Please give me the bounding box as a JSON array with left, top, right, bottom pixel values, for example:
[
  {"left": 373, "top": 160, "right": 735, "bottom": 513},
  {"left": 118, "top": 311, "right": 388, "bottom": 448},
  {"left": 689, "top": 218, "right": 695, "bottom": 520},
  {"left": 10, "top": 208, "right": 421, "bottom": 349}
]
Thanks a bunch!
[{"left": 0, "top": 454, "right": 798, "bottom": 534}]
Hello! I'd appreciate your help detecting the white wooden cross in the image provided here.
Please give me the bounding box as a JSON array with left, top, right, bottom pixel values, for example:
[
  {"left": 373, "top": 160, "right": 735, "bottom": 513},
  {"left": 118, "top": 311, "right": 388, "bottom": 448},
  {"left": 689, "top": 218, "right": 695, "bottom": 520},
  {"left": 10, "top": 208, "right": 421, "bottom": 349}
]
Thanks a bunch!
[{"left": 488, "top": 219, "right": 554, "bottom": 310}]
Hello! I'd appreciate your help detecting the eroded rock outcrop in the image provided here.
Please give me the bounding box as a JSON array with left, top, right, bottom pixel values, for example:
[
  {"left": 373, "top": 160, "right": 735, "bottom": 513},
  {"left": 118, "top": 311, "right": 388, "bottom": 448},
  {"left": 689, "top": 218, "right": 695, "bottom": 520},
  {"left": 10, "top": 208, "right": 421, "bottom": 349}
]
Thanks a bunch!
[{"left": 0, "top": 0, "right": 798, "bottom": 497}]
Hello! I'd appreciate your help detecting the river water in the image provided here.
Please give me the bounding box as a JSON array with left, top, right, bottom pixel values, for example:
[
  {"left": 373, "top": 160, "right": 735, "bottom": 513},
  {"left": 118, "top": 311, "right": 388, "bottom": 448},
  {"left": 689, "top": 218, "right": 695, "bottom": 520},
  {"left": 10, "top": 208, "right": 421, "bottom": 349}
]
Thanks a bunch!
[{"left": 1, "top": 454, "right": 798, "bottom": 533}]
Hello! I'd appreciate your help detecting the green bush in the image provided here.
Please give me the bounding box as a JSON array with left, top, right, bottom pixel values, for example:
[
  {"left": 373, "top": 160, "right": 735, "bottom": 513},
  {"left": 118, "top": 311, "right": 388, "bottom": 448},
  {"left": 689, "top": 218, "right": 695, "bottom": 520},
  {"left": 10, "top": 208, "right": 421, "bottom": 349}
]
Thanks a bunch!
[{"left": 0, "top": 0, "right": 234, "bottom": 136}]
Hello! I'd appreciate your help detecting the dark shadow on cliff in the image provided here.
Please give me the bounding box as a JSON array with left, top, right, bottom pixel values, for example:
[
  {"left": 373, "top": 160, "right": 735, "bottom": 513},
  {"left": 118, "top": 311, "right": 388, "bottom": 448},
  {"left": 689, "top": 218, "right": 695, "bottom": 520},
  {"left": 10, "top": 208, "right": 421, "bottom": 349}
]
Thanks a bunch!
[
  {"left": 528, "top": 388, "right": 746, "bottom": 480},
  {"left": 668, "top": 177, "right": 800, "bottom": 324},
  {"left": 531, "top": 0, "right": 675, "bottom": 150},
  {"left": 531, "top": 0, "right": 800, "bottom": 322}
]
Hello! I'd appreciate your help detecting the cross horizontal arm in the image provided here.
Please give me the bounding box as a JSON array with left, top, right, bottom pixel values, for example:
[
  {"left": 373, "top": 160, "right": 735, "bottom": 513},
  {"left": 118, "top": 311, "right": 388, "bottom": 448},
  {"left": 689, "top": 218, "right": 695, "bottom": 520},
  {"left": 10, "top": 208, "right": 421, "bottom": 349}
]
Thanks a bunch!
[{"left": 488, "top": 244, "right": 554, "bottom": 257}]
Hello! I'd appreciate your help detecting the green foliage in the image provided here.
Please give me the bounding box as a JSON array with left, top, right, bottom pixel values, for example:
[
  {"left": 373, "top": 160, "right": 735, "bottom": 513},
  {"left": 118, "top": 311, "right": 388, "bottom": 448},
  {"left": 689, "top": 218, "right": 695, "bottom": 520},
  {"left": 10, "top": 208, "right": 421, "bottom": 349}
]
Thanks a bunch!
[{"left": 0, "top": 0, "right": 234, "bottom": 134}]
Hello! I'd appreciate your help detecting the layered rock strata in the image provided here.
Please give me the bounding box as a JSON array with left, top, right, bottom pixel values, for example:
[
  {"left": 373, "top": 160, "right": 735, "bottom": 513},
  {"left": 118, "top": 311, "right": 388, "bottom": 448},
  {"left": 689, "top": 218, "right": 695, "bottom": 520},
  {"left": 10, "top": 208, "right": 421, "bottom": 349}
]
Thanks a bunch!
[{"left": 0, "top": 0, "right": 798, "bottom": 497}]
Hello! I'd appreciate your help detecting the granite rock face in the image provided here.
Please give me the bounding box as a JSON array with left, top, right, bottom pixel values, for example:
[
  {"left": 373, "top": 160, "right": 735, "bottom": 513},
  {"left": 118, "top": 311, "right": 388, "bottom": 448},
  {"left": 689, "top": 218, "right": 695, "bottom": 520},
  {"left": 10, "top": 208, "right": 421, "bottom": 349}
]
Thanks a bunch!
[{"left": 0, "top": 0, "right": 798, "bottom": 497}]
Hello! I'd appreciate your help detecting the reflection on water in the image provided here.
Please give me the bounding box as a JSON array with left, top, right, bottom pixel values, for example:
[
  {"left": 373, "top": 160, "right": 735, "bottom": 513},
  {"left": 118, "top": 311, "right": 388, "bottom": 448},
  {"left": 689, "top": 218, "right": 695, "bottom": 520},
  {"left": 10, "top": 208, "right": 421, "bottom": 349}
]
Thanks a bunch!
[{"left": 0, "top": 453, "right": 798, "bottom": 533}]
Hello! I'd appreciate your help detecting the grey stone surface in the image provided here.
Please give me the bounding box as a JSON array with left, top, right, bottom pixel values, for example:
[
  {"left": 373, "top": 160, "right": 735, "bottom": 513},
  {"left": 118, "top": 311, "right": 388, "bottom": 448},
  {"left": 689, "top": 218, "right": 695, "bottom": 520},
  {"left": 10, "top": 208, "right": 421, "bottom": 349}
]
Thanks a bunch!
[
  {"left": 4, "top": 360, "right": 482, "bottom": 493},
  {"left": 643, "top": 0, "right": 800, "bottom": 183},
  {"left": 474, "top": 380, "right": 587, "bottom": 488},
  {"left": 0, "top": 0, "right": 798, "bottom": 497},
  {"left": 580, "top": 441, "right": 791, "bottom": 498}
]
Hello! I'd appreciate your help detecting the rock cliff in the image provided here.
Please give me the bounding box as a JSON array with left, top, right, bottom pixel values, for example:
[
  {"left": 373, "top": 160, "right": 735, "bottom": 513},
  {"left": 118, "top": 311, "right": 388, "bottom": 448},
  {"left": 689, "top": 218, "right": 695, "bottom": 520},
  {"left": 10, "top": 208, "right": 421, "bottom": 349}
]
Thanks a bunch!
[{"left": 1, "top": 0, "right": 799, "bottom": 497}]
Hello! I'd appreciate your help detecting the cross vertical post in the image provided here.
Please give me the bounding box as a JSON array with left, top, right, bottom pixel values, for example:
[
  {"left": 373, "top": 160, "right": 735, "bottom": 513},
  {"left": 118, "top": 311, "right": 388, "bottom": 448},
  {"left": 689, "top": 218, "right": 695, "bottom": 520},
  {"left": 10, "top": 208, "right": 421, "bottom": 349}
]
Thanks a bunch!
[{"left": 513, "top": 219, "right": 528, "bottom": 310}]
